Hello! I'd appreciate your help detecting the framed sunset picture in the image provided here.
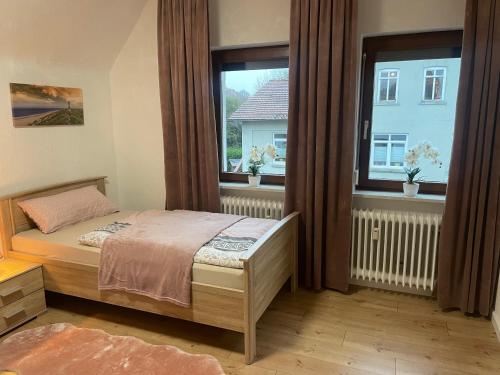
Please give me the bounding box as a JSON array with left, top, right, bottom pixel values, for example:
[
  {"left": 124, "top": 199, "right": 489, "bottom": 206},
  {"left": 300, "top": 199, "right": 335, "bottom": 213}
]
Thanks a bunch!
[{"left": 10, "top": 83, "right": 84, "bottom": 127}]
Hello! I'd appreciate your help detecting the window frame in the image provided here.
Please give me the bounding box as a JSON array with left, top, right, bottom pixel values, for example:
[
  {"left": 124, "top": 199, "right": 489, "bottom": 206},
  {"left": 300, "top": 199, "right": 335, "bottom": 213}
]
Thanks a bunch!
[
  {"left": 212, "top": 45, "right": 289, "bottom": 185},
  {"left": 357, "top": 30, "right": 463, "bottom": 195},
  {"left": 422, "top": 66, "right": 447, "bottom": 102},
  {"left": 377, "top": 69, "right": 400, "bottom": 103},
  {"left": 272, "top": 132, "right": 287, "bottom": 168}
]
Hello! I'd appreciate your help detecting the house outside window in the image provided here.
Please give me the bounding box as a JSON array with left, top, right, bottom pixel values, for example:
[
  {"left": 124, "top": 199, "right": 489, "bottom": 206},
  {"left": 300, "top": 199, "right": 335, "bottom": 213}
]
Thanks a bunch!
[
  {"left": 371, "top": 133, "right": 408, "bottom": 169},
  {"left": 212, "top": 46, "right": 289, "bottom": 184},
  {"left": 230, "top": 80, "right": 288, "bottom": 175},
  {"left": 377, "top": 69, "right": 399, "bottom": 103},
  {"left": 423, "top": 67, "right": 446, "bottom": 101}
]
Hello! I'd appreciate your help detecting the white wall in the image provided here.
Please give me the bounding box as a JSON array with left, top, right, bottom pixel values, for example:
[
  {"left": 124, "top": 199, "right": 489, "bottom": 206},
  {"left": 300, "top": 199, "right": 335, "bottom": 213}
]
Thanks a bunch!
[
  {"left": 209, "top": 0, "right": 466, "bottom": 50},
  {"left": 209, "top": 0, "right": 290, "bottom": 48},
  {"left": 110, "top": 0, "right": 165, "bottom": 210},
  {"left": 358, "top": 0, "right": 466, "bottom": 37},
  {"left": 0, "top": 0, "right": 147, "bottom": 205},
  {"left": 0, "top": 60, "right": 119, "bottom": 203},
  {"left": 0, "top": 0, "right": 147, "bottom": 72}
]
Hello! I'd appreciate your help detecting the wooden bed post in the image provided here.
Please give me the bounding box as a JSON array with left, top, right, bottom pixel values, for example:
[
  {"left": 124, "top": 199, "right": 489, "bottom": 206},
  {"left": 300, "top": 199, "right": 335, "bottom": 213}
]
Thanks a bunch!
[
  {"left": 243, "top": 260, "right": 256, "bottom": 364},
  {"left": 290, "top": 217, "right": 298, "bottom": 295},
  {"left": 0, "top": 200, "right": 13, "bottom": 257}
]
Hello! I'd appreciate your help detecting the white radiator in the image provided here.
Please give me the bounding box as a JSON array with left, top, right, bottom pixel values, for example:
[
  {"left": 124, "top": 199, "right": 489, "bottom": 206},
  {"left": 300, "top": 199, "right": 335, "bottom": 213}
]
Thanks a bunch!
[
  {"left": 220, "top": 195, "right": 284, "bottom": 219},
  {"left": 351, "top": 209, "right": 442, "bottom": 295}
]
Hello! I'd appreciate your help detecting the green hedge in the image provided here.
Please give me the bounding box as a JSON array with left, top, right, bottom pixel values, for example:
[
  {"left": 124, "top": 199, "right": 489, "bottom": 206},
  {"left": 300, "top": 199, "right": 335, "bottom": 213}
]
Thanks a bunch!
[{"left": 226, "top": 146, "right": 242, "bottom": 160}]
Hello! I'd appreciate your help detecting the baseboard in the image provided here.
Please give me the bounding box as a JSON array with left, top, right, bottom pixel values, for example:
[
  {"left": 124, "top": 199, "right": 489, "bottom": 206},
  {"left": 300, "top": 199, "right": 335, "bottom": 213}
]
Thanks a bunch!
[{"left": 492, "top": 309, "right": 500, "bottom": 342}]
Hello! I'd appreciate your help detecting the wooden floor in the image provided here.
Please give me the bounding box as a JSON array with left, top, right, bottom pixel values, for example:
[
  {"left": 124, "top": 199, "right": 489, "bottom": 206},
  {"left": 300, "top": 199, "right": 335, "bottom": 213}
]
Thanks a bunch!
[{"left": 3, "top": 287, "right": 500, "bottom": 375}]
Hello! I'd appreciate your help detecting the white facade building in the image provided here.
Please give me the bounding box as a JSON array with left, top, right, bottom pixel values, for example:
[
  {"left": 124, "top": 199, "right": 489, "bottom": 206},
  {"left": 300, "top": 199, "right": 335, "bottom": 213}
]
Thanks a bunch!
[
  {"left": 370, "top": 58, "right": 461, "bottom": 183},
  {"left": 229, "top": 79, "right": 288, "bottom": 175}
]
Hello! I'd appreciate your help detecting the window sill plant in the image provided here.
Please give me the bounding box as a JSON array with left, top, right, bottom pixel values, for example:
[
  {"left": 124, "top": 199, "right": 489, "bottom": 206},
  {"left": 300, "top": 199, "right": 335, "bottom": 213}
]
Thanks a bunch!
[
  {"left": 403, "top": 141, "right": 441, "bottom": 197},
  {"left": 248, "top": 145, "right": 276, "bottom": 187},
  {"left": 403, "top": 167, "right": 421, "bottom": 197}
]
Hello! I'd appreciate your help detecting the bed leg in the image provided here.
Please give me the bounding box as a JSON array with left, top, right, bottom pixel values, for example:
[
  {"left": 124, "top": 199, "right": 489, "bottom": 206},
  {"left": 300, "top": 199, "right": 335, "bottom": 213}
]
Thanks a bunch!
[
  {"left": 244, "top": 323, "right": 256, "bottom": 364},
  {"left": 243, "top": 259, "right": 256, "bottom": 364}
]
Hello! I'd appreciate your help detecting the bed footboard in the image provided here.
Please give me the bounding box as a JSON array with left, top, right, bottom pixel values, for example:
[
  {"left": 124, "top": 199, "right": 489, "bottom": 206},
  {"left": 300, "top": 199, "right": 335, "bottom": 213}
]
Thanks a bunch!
[{"left": 240, "top": 212, "right": 299, "bottom": 364}]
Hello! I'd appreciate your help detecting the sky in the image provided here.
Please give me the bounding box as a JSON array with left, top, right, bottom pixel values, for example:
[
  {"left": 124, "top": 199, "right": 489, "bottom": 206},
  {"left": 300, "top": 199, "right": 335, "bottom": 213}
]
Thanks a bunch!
[{"left": 223, "top": 68, "right": 288, "bottom": 95}]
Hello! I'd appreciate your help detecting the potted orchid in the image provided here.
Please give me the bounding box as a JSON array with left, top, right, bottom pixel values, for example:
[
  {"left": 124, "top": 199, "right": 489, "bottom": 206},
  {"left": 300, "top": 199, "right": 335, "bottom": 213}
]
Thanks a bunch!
[
  {"left": 248, "top": 145, "right": 276, "bottom": 187},
  {"left": 403, "top": 141, "right": 441, "bottom": 197}
]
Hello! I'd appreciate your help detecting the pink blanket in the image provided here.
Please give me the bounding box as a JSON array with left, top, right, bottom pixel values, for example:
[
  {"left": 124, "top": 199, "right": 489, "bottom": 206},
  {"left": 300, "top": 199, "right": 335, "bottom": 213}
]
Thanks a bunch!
[{"left": 98, "top": 210, "right": 244, "bottom": 307}]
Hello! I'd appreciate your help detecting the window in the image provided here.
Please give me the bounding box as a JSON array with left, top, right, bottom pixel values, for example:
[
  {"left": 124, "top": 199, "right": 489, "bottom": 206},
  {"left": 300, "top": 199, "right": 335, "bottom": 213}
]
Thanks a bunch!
[
  {"left": 377, "top": 69, "right": 399, "bottom": 103},
  {"left": 358, "top": 31, "right": 463, "bottom": 194},
  {"left": 272, "top": 133, "right": 287, "bottom": 167},
  {"left": 423, "top": 67, "right": 446, "bottom": 101},
  {"left": 371, "top": 134, "right": 408, "bottom": 168},
  {"left": 212, "top": 46, "right": 289, "bottom": 184},
  {"left": 273, "top": 133, "right": 287, "bottom": 159}
]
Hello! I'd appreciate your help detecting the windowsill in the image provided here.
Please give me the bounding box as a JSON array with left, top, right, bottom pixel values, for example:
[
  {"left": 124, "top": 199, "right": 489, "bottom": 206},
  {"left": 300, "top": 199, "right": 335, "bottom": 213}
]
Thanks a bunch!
[
  {"left": 219, "top": 181, "right": 285, "bottom": 193},
  {"left": 220, "top": 184, "right": 445, "bottom": 203},
  {"left": 419, "top": 100, "right": 447, "bottom": 105},
  {"left": 370, "top": 166, "right": 405, "bottom": 172},
  {"left": 354, "top": 189, "right": 446, "bottom": 204},
  {"left": 374, "top": 101, "right": 399, "bottom": 106}
]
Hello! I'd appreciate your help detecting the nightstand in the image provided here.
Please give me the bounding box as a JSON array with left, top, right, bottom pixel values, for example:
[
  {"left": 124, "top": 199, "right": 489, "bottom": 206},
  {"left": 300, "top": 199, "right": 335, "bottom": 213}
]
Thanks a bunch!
[{"left": 0, "top": 259, "right": 46, "bottom": 335}]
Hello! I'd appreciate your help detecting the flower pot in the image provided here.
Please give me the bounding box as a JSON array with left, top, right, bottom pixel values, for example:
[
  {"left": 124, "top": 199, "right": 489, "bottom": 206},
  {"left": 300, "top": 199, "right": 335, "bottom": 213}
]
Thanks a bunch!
[
  {"left": 403, "top": 182, "right": 420, "bottom": 197},
  {"left": 248, "top": 175, "right": 261, "bottom": 187}
]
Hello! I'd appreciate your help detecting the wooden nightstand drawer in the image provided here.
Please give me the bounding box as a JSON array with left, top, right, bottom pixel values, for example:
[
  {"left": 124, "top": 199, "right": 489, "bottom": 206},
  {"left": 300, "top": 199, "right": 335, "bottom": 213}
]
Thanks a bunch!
[
  {"left": 0, "top": 268, "right": 43, "bottom": 307},
  {"left": 0, "top": 289, "right": 46, "bottom": 334}
]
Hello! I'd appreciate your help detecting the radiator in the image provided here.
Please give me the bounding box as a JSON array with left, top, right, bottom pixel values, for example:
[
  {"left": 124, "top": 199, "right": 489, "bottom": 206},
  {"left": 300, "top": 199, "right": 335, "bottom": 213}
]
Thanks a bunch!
[
  {"left": 220, "top": 195, "right": 284, "bottom": 219},
  {"left": 351, "top": 209, "right": 442, "bottom": 295}
]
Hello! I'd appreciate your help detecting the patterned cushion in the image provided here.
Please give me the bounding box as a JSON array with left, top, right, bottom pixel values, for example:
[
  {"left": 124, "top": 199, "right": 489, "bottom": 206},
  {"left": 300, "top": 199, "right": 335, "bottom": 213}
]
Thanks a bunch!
[
  {"left": 78, "top": 222, "right": 130, "bottom": 248},
  {"left": 193, "top": 235, "right": 258, "bottom": 269}
]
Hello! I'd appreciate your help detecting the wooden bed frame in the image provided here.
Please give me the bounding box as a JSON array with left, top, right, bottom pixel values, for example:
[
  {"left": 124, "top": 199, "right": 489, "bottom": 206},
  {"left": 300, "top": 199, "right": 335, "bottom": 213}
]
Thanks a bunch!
[{"left": 0, "top": 177, "right": 298, "bottom": 364}]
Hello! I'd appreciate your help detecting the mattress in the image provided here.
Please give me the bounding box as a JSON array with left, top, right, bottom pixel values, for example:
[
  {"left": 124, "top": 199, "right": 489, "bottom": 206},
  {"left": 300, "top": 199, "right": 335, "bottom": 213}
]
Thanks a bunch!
[{"left": 11, "top": 211, "right": 245, "bottom": 290}]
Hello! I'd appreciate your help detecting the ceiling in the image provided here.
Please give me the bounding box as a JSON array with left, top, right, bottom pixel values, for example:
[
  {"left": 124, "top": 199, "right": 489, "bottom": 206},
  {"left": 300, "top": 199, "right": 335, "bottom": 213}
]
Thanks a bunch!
[{"left": 0, "top": 0, "right": 148, "bottom": 70}]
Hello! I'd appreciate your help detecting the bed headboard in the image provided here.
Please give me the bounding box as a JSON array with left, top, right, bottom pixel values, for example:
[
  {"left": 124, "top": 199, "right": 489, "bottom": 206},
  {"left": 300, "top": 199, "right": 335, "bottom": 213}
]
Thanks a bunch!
[{"left": 0, "top": 176, "right": 107, "bottom": 255}]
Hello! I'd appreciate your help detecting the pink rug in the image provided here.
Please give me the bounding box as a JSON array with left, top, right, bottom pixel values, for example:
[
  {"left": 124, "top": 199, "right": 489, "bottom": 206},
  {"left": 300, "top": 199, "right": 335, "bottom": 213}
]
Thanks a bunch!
[{"left": 0, "top": 323, "right": 225, "bottom": 375}]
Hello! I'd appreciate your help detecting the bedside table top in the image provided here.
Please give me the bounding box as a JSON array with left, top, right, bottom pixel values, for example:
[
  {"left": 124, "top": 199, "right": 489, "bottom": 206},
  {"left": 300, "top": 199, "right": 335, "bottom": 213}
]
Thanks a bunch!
[{"left": 0, "top": 259, "right": 41, "bottom": 283}]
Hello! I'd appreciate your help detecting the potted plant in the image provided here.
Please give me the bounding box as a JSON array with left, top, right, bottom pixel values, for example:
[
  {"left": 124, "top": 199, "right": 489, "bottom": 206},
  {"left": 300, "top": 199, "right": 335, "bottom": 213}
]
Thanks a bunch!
[
  {"left": 403, "top": 166, "right": 422, "bottom": 197},
  {"left": 403, "top": 141, "right": 441, "bottom": 197},
  {"left": 248, "top": 145, "right": 276, "bottom": 187},
  {"left": 248, "top": 163, "right": 261, "bottom": 186}
]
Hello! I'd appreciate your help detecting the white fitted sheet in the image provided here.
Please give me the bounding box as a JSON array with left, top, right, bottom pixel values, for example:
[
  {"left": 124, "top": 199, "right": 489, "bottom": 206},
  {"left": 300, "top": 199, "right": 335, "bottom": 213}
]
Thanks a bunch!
[{"left": 11, "top": 211, "right": 244, "bottom": 290}]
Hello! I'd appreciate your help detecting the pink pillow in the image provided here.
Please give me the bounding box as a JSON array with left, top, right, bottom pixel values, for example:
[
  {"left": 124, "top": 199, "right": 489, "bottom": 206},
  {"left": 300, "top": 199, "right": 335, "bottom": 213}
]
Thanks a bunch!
[{"left": 17, "top": 185, "right": 118, "bottom": 234}]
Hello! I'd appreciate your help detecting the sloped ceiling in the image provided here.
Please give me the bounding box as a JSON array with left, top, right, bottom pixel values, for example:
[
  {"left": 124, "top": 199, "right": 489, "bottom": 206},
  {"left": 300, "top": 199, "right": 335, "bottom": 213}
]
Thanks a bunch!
[{"left": 0, "top": 0, "right": 148, "bottom": 70}]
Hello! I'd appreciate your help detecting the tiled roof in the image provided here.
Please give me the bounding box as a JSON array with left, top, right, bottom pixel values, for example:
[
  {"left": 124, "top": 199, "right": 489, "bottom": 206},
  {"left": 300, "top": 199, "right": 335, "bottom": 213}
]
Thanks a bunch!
[{"left": 229, "top": 79, "right": 288, "bottom": 121}]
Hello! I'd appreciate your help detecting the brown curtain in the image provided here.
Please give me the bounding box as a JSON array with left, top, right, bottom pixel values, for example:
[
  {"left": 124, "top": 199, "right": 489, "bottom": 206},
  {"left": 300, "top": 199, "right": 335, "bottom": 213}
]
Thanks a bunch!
[
  {"left": 438, "top": 0, "right": 500, "bottom": 316},
  {"left": 284, "top": 0, "right": 357, "bottom": 291},
  {"left": 157, "top": 0, "right": 220, "bottom": 212}
]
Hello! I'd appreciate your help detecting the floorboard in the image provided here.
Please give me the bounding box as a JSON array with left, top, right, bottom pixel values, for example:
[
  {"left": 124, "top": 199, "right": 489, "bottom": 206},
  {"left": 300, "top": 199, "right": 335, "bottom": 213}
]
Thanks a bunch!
[{"left": 2, "top": 287, "right": 499, "bottom": 374}]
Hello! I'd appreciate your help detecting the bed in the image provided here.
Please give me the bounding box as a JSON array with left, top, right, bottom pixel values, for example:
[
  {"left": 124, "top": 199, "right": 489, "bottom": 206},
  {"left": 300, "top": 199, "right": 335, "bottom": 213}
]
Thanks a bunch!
[{"left": 0, "top": 177, "right": 298, "bottom": 364}]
